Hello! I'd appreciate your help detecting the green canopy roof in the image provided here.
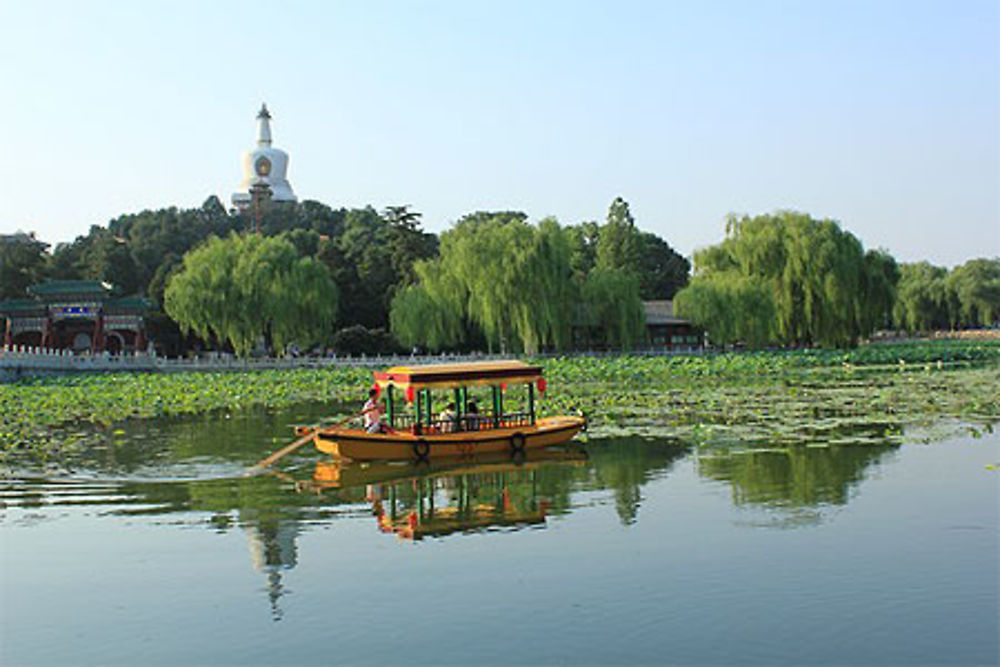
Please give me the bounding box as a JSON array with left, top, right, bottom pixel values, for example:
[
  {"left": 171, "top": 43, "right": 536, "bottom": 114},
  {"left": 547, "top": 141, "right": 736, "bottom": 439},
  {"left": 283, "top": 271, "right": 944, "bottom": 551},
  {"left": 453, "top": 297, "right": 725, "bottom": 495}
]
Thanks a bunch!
[
  {"left": 28, "top": 280, "right": 112, "bottom": 298},
  {"left": 0, "top": 299, "right": 46, "bottom": 315}
]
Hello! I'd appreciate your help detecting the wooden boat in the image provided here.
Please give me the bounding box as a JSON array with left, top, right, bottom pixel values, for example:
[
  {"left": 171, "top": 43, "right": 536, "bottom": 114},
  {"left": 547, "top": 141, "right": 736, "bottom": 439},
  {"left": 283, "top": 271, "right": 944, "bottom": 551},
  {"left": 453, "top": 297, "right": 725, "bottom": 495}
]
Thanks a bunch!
[{"left": 308, "top": 360, "right": 586, "bottom": 462}]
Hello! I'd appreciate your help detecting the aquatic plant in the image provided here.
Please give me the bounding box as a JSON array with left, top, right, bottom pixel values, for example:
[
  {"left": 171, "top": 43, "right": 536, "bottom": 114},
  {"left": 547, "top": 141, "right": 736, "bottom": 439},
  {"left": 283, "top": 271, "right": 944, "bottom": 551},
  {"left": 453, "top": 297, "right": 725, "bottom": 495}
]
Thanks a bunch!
[{"left": 2, "top": 340, "right": 998, "bottom": 458}]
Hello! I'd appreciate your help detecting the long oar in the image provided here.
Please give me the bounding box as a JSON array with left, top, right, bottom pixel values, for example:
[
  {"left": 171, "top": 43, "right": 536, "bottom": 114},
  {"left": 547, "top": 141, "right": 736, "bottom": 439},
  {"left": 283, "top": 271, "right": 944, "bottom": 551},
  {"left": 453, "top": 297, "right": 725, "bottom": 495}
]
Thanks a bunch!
[{"left": 248, "top": 411, "right": 362, "bottom": 474}]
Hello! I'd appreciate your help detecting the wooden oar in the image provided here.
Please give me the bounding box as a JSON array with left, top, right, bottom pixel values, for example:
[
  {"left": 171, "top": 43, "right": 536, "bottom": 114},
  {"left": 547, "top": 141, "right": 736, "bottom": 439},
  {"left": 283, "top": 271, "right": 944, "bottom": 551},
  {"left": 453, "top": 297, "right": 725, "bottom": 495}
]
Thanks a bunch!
[{"left": 248, "top": 410, "right": 362, "bottom": 474}]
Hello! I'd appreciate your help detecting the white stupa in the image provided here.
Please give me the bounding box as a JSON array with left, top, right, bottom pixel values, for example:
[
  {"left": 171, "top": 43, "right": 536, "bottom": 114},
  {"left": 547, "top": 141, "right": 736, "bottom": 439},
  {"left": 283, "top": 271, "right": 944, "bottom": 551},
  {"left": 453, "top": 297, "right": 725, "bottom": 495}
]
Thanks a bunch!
[{"left": 232, "top": 103, "right": 297, "bottom": 210}]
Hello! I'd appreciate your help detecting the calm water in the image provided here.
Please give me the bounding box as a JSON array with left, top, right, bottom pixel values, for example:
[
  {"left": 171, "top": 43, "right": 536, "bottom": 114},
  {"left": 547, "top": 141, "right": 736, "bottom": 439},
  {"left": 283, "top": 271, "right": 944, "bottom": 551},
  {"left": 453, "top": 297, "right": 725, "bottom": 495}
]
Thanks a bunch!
[{"left": 1, "top": 407, "right": 997, "bottom": 666}]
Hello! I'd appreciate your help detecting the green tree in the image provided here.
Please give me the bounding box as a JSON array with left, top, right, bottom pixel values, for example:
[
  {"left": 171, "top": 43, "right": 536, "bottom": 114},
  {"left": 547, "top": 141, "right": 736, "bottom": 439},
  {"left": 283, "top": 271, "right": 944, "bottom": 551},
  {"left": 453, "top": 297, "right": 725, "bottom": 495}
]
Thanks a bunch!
[
  {"left": 678, "top": 211, "right": 883, "bottom": 348},
  {"left": 893, "top": 262, "right": 950, "bottom": 332},
  {"left": 566, "top": 221, "right": 600, "bottom": 283},
  {"left": 0, "top": 233, "right": 49, "bottom": 299},
  {"left": 595, "top": 196, "right": 641, "bottom": 273},
  {"left": 859, "top": 249, "right": 899, "bottom": 333},
  {"left": 317, "top": 206, "right": 437, "bottom": 330},
  {"left": 675, "top": 274, "right": 776, "bottom": 348},
  {"left": 581, "top": 268, "right": 646, "bottom": 349},
  {"left": 636, "top": 231, "right": 690, "bottom": 300},
  {"left": 81, "top": 231, "right": 140, "bottom": 294},
  {"left": 164, "top": 234, "right": 338, "bottom": 357},
  {"left": 946, "top": 258, "right": 1000, "bottom": 327},
  {"left": 389, "top": 213, "right": 577, "bottom": 354}
]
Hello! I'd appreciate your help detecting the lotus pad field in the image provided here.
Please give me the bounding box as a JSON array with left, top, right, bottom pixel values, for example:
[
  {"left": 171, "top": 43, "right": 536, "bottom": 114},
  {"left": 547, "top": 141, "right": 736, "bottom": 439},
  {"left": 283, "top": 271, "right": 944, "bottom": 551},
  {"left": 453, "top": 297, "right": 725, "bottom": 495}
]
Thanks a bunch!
[{"left": 2, "top": 340, "right": 998, "bottom": 459}]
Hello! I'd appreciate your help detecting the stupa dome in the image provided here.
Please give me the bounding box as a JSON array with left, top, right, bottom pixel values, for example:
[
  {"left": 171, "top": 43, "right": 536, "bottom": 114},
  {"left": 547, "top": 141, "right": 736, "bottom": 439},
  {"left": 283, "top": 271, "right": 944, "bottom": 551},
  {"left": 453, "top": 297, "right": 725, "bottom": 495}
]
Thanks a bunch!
[{"left": 232, "top": 104, "right": 297, "bottom": 208}]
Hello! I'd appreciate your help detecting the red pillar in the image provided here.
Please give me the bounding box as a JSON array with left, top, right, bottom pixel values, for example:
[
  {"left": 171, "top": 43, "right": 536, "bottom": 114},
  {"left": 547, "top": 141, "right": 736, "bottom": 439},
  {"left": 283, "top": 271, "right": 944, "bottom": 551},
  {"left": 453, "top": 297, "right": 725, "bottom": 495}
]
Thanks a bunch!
[
  {"left": 92, "top": 313, "right": 105, "bottom": 353},
  {"left": 3, "top": 317, "right": 11, "bottom": 349},
  {"left": 135, "top": 325, "right": 146, "bottom": 354}
]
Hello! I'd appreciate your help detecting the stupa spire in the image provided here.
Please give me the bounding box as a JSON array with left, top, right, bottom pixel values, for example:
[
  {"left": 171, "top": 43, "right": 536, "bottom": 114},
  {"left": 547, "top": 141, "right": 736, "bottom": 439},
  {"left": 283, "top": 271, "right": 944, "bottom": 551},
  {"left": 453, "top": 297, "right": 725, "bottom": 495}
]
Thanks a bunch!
[{"left": 256, "top": 103, "right": 272, "bottom": 147}]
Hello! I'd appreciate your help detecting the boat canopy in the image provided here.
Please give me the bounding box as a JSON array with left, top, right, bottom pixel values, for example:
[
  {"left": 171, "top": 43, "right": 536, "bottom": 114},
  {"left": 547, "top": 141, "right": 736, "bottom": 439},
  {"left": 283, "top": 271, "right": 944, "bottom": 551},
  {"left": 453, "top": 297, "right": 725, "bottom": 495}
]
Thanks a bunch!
[{"left": 373, "top": 360, "right": 542, "bottom": 391}]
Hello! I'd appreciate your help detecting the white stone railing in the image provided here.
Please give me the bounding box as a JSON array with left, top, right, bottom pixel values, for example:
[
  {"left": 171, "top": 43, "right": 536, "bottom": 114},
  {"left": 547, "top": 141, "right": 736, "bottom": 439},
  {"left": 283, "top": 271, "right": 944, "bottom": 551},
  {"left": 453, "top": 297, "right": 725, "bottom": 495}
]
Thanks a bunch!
[
  {"left": 0, "top": 345, "right": 516, "bottom": 377},
  {"left": 0, "top": 344, "right": 705, "bottom": 380}
]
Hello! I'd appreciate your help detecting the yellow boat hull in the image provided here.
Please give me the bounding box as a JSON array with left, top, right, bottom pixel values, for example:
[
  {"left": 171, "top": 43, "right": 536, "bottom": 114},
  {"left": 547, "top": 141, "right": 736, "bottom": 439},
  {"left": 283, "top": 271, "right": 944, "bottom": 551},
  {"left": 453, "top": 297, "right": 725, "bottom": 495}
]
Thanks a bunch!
[{"left": 313, "top": 415, "right": 585, "bottom": 462}]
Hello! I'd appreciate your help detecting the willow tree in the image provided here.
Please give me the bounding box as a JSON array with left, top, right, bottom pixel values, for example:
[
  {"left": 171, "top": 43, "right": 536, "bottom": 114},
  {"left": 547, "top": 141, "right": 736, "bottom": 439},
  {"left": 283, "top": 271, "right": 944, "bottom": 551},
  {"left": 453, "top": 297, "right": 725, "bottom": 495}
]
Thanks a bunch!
[
  {"left": 389, "top": 261, "right": 465, "bottom": 351},
  {"left": 164, "top": 233, "right": 338, "bottom": 356},
  {"left": 581, "top": 268, "right": 646, "bottom": 349},
  {"left": 674, "top": 274, "right": 775, "bottom": 348},
  {"left": 893, "top": 262, "right": 950, "bottom": 332},
  {"left": 946, "top": 258, "right": 1000, "bottom": 327},
  {"left": 679, "top": 211, "right": 889, "bottom": 348},
  {"left": 388, "top": 213, "right": 578, "bottom": 354}
]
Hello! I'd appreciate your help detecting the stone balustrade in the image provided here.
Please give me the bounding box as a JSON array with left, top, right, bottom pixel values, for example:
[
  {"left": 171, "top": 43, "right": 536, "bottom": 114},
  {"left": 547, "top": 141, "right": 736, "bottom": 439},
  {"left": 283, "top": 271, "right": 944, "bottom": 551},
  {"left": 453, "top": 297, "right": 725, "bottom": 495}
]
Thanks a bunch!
[{"left": 0, "top": 345, "right": 515, "bottom": 380}]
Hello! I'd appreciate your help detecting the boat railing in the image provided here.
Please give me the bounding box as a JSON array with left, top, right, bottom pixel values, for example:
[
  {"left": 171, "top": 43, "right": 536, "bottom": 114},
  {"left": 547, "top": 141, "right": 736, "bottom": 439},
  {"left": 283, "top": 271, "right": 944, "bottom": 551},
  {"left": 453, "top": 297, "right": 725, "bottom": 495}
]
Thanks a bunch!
[
  {"left": 388, "top": 411, "right": 534, "bottom": 434},
  {"left": 494, "top": 412, "right": 533, "bottom": 429}
]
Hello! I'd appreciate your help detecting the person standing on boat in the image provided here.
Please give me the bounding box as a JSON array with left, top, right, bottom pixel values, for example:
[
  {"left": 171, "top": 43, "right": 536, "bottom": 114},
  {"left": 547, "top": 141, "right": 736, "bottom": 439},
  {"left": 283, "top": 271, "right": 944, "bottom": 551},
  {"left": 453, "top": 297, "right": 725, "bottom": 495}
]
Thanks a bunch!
[{"left": 362, "top": 388, "right": 385, "bottom": 433}]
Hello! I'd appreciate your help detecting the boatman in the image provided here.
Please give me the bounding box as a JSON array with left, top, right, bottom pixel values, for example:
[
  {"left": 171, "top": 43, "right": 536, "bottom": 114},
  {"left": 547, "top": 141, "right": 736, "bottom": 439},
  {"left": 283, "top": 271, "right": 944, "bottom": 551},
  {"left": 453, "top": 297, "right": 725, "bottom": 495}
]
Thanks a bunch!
[{"left": 362, "top": 388, "right": 385, "bottom": 433}]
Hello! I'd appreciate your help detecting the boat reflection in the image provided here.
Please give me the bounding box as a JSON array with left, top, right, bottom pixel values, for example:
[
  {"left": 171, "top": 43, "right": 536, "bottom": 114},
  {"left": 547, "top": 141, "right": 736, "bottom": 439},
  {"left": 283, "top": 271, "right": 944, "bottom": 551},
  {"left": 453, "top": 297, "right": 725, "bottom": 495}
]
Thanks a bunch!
[{"left": 306, "top": 446, "right": 589, "bottom": 541}]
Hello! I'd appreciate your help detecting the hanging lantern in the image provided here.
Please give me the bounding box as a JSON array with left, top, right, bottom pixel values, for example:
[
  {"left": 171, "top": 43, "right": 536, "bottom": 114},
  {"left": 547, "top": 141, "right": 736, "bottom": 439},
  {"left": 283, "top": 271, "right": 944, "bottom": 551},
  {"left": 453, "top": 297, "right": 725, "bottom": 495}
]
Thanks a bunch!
[
  {"left": 405, "top": 386, "right": 415, "bottom": 403},
  {"left": 500, "top": 382, "right": 507, "bottom": 392},
  {"left": 537, "top": 377, "right": 547, "bottom": 394},
  {"left": 371, "top": 382, "right": 381, "bottom": 398}
]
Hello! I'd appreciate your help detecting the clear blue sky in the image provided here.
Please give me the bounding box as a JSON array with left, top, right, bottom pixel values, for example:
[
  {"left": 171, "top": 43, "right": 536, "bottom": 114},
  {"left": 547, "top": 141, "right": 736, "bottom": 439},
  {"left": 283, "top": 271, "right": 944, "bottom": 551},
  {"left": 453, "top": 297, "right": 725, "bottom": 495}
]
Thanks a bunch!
[{"left": 1, "top": 0, "right": 997, "bottom": 268}]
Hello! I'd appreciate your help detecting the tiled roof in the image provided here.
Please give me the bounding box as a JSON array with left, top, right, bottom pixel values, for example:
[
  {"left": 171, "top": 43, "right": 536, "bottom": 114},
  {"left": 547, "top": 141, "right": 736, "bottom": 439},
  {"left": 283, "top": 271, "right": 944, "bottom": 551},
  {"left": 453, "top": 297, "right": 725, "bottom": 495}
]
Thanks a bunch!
[
  {"left": 643, "top": 300, "right": 689, "bottom": 325},
  {"left": 0, "top": 299, "right": 46, "bottom": 314},
  {"left": 28, "top": 280, "right": 111, "bottom": 298}
]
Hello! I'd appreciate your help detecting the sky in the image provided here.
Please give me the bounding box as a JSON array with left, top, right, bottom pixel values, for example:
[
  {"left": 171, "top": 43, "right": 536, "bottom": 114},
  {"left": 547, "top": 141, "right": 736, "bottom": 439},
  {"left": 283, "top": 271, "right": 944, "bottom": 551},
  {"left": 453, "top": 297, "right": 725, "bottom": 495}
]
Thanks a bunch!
[{"left": 1, "top": 0, "right": 997, "bottom": 268}]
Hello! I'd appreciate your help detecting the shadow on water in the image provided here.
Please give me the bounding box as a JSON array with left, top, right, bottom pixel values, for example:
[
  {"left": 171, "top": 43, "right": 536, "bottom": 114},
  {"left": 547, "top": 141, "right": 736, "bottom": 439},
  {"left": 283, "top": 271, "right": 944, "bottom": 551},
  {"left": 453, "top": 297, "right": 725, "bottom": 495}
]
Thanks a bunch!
[{"left": 1, "top": 403, "right": 907, "bottom": 620}]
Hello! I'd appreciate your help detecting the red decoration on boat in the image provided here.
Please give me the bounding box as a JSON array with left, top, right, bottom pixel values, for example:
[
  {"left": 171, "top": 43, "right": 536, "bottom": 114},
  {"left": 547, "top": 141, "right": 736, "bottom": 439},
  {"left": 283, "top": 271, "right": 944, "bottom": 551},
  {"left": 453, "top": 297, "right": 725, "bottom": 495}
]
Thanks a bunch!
[
  {"left": 405, "top": 386, "right": 415, "bottom": 403},
  {"left": 537, "top": 377, "right": 547, "bottom": 394}
]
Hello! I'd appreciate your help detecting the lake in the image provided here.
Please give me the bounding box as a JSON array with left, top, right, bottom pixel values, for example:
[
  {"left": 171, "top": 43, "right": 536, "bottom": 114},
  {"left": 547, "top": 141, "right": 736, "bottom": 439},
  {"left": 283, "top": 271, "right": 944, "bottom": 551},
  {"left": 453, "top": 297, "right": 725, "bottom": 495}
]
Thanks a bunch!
[{"left": 1, "top": 406, "right": 997, "bottom": 666}]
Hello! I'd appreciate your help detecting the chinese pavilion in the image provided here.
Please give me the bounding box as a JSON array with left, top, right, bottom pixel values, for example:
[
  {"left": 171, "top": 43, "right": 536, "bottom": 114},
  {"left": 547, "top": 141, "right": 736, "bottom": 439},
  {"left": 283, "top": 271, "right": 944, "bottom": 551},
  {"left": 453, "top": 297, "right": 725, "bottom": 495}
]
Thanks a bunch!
[{"left": 0, "top": 280, "right": 151, "bottom": 354}]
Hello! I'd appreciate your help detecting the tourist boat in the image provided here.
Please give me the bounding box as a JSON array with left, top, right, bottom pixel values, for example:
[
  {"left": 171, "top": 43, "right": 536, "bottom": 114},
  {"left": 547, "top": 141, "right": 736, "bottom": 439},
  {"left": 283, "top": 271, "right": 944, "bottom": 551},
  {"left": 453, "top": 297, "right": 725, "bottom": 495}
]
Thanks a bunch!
[{"left": 305, "top": 360, "right": 586, "bottom": 462}]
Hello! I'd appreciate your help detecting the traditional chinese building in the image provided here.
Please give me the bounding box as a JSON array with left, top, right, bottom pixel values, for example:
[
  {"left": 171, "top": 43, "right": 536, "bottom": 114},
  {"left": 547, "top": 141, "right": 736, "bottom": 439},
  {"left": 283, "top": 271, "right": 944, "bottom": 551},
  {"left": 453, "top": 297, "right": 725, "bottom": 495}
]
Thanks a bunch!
[
  {"left": 0, "top": 280, "right": 151, "bottom": 354},
  {"left": 643, "top": 300, "right": 701, "bottom": 349}
]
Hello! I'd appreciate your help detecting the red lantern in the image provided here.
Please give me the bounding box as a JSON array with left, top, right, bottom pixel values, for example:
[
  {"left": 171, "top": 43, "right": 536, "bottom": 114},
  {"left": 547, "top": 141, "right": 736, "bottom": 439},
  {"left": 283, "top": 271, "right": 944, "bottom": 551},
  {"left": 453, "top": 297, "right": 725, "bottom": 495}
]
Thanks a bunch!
[
  {"left": 371, "top": 382, "right": 381, "bottom": 398},
  {"left": 537, "top": 377, "right": 547, "bottom": 394},
  {"left": 500, "top": 382, "right": 507, "bottom": 392},
  {"left": 405, "top": 386, "right": 415, "bottom": 403}
]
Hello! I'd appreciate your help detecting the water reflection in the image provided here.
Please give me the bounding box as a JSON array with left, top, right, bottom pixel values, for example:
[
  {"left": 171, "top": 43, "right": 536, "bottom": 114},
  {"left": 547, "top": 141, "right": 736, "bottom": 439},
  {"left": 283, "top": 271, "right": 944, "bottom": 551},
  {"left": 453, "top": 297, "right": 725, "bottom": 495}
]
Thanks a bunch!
[
  {"left": 695, "top": 442, "right": 901, "bottom": 527},
  {"left": 2, "top": 408, "right": 909, "bottom": 621},
  {"left": 305, "top": 448, "right": 589, "bottom": 540},
  {"left": 243, "top": 513, "right": 298, "bottom": 621}
]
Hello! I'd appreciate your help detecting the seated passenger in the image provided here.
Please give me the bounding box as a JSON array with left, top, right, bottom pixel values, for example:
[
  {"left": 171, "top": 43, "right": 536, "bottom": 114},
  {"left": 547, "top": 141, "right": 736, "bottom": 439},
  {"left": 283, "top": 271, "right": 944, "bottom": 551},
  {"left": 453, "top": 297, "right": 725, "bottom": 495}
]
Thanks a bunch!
[
  {"left": 465, "top": 401, "right": 481, "bottom": 431},
  {"left": 439, "top": 403, "right": 457, "bottom": 433}
]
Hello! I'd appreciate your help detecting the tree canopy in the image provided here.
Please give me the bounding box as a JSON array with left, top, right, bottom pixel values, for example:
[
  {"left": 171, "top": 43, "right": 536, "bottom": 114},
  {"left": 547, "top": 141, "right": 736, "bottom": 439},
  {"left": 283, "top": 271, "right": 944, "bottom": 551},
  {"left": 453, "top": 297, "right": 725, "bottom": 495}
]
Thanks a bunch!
[
  {"left": 893, "top": 258, "right": 1000, "bottom": 332},
  {"left": 390, "top": 212, "right": 577, "bottom": 354},
  {"left": 164, "top": 233, "right": 338, "bottom": 357},
  {"left": 389, "top": 204, "right": 660, "bottom": 353},
  {"left": 0, "top": 234, "right": 49, "bottom": 300},
  {"left": 676, "top": 211, "right": 895, "bottom": 348}
]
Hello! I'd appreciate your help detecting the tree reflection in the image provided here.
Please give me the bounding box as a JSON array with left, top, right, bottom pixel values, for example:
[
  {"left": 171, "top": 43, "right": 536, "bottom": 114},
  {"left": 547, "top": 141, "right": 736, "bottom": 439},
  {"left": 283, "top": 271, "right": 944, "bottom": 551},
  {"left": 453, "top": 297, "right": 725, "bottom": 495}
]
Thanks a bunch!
[
  {"left": 696, "top": 442, "right": 900, "bottom": 515},
  {"left": 585, "top": 437, "right": 690, "bottom": 524}
]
